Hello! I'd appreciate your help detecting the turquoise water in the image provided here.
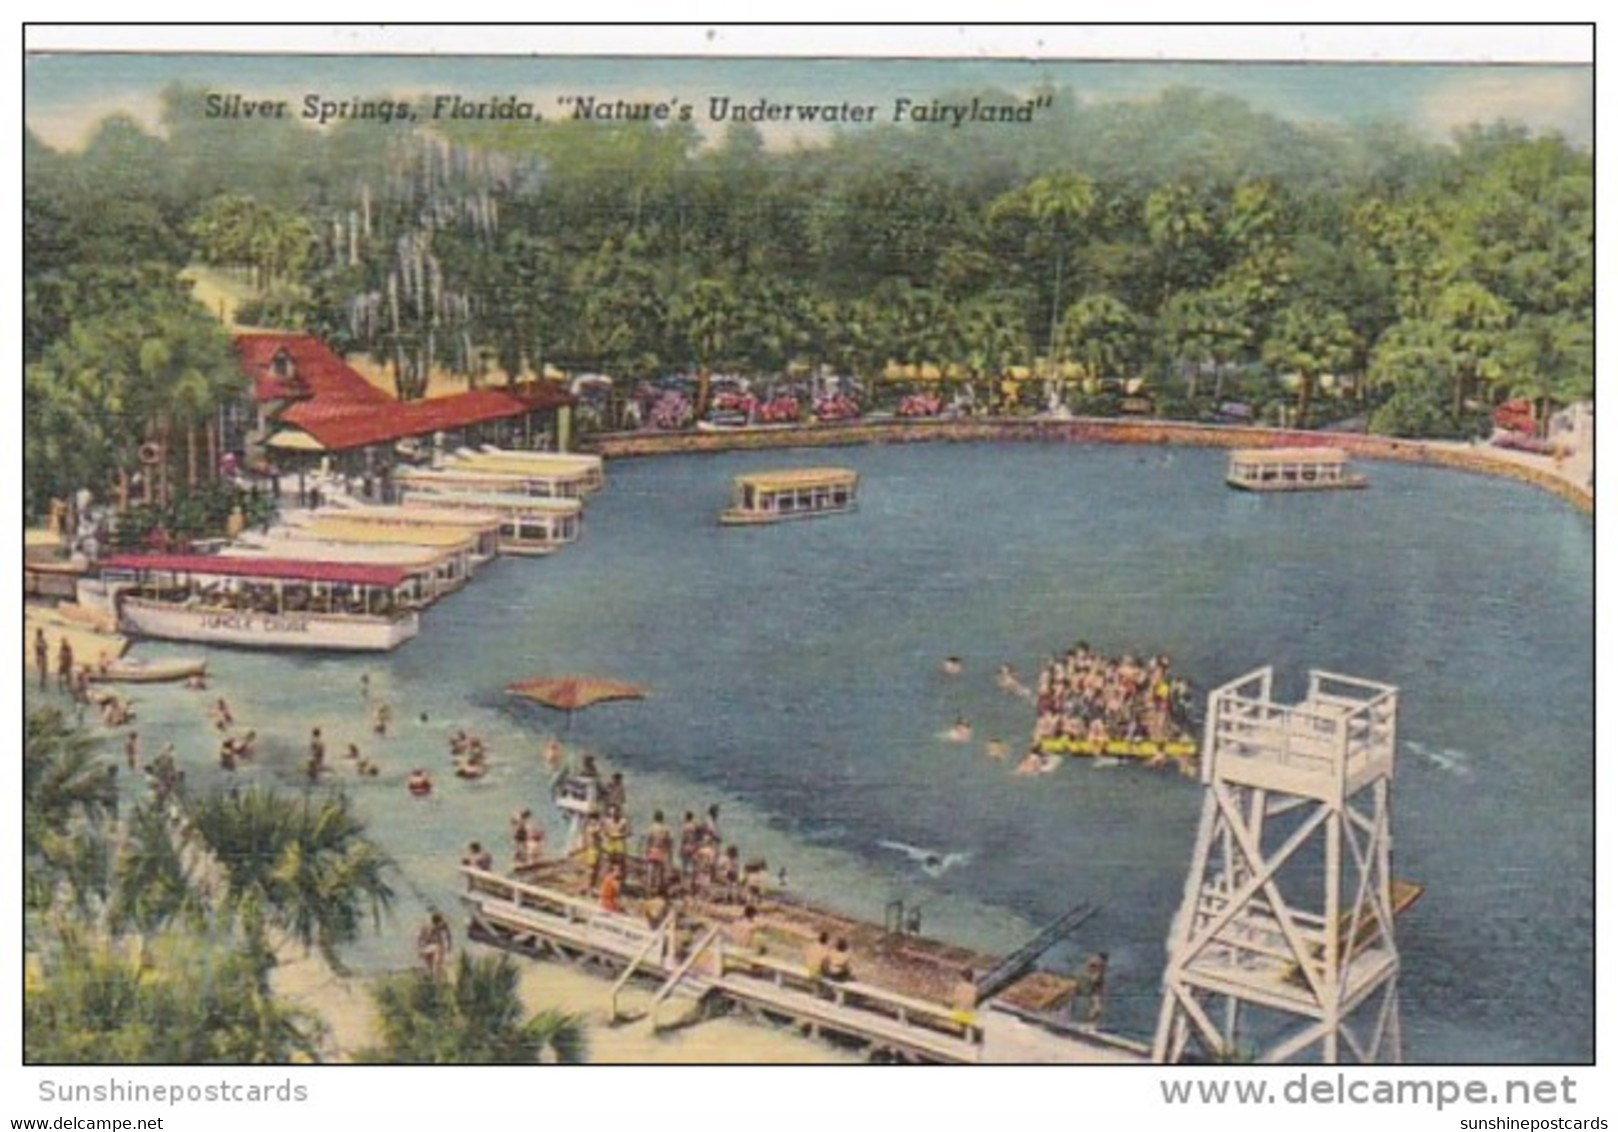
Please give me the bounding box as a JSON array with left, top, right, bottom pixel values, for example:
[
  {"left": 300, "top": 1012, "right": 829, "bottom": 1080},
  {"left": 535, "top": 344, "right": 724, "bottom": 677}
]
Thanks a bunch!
[{"left": 99, "top": 443, "right": 1593, "bottom": 1062}]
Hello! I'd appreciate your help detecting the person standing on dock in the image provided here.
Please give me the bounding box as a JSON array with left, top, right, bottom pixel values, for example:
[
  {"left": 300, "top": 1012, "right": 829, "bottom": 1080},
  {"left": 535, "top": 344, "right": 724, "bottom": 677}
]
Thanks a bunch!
[
  {"left": 678, "top": 812, "right": 700, "bottom": 881},
  {"left": 950, "top": 968, "right": 980, "bottom": 1022},
  {"left": 643, "top": 810, "right": 674, "bottom": 894},
  {"left": 1072, "top": 952, "right": 1108, "bottom": 1026},
  {"left": 34, "top": 627, "right": 48, "bottom": 689},
  {"left": 803, "top": 931, "right": 831, "bottom": 981},
  {"left": 598, "top": 867, "right": 622, "bottom": 913},
  {"left": 602, "top": 806, "right": 631, "bottom": 882}
]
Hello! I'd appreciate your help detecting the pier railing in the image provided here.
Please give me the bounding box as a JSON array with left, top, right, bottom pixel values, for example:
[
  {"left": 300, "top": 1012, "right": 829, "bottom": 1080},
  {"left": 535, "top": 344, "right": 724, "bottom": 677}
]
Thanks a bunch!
[{"left": 716, "top": 947, "right": 985, "bottom": 1049}]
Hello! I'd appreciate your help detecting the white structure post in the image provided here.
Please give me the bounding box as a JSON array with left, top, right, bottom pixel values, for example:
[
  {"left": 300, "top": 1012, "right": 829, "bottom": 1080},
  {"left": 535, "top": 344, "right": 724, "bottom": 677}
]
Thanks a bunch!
[{"left": 1153, "top": 668, "right": 1402, "bottom": 1064}]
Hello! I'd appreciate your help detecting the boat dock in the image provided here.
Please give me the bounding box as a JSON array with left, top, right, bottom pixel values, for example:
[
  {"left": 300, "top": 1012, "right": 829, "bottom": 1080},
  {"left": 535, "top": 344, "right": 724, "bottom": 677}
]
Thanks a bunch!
[{"left": 459, "top": 860, "right": 1149, "bottom": 1064}]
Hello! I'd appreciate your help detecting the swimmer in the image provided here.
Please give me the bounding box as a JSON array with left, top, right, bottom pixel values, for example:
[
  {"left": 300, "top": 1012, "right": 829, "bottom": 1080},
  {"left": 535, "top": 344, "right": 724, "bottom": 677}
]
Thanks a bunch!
[
  {"left": 543, "top": 736, "right": 564, "bottom": 773},
  {"left": 1015, "top": 748, "right": 1044, "bottom": 776},
  {"left": 942, "top": 656, "right": 963, "bottom": 676},
  {"left": 948, "top": 716, "right": 973, "bottom": 743},
  {"left": 985, "top": 738, "right": 1009, "bottom": 759},
  {"left": 407, "top": 769, "right": 433, "bottom": 797}
]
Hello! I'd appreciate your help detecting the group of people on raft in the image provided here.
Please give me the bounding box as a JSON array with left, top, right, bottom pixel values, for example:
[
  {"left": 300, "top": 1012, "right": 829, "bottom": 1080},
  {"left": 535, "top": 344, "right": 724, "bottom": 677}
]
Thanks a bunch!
[{"left": 1023, "top": 642, "right": 1197, "bottom": 760}]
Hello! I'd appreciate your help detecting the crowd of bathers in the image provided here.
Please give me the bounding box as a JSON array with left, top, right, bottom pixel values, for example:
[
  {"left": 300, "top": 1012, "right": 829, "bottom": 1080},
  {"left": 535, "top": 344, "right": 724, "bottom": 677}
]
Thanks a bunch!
[{"left": 1028, "top": 642, "right": 1195, "bottom": 748}]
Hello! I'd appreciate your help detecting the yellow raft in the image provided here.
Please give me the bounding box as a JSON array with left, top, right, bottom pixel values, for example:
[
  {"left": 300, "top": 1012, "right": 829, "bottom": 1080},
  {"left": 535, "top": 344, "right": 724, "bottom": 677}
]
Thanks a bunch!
[{"left": 1038, "top": 737, "right": 1198, "bottom": 760}]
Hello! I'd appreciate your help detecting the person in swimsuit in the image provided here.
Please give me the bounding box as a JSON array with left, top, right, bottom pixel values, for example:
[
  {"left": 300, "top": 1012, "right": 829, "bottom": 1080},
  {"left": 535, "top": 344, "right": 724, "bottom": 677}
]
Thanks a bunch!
[{"left": 643, "top": 810, "right": 674, "bottom": 893}]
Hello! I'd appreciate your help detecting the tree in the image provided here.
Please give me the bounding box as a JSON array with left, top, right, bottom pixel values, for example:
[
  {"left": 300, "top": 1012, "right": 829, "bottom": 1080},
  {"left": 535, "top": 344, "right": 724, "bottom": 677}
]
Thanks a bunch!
[
  {"left": 989, "top": 172, "right": 1097, "bottom": 373},
  {"left": 362, "top": 952, "right": 587, "bottom": 1064},
  {"left": 1058, "top": 293, "right": 1141, "bottom": 392},
  {"left": 1428, "top": 281, "right": 1514, "bottom": 423},
  {"left": 24, "top": 708, "right": 118, "bottom": 920},
  {"left": 1143, "top": 179, "right": 1219, "bottom": 302},
  {"left": 185, "top": 786, "right": 395, "bottom": 970},
  {"left": 1262, "top": 302, "right": 1358, "bottom": 426},
  {"left": 670, "top": 276, "right": 745, "bottom": 420},
  {"left": 1499, "top": 313, "right": 1593, "bottom": 433},
  {"left": 26, "top": 932, "right": 323, "bottom": 1064},
  {"left": 1156, "top": 288, "right": 1253, "bottom": 399}
]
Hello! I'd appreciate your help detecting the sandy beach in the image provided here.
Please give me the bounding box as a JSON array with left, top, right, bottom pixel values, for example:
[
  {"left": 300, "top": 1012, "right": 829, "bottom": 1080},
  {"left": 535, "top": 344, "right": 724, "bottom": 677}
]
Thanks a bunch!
[{"left": 270, "top": 944, "right": 860, "bottom": 1064}]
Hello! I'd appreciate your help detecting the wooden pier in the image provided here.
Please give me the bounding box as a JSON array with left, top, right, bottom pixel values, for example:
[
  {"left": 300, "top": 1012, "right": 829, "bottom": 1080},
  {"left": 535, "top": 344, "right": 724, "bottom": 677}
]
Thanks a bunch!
[{"left": 459, "top": 862, "right": 1149, "bottom": 1064}]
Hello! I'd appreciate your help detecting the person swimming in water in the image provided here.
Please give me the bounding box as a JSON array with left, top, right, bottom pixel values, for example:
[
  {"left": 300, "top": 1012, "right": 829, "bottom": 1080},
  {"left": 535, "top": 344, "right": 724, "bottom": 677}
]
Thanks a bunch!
[{"left": 948, "top": 715, "right": 973, "bottom": 742}]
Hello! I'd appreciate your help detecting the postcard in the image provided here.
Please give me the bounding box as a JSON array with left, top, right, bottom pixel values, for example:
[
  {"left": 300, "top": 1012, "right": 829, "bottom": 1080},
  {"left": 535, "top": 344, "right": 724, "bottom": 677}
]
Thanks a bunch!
[{"left": 20, "top": 25, "right": 1595, "bottom": 1096}]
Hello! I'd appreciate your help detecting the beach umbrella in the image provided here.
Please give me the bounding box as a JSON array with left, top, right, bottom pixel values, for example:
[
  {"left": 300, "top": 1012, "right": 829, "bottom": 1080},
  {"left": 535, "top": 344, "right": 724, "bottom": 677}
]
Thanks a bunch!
[{"left": 505, "top": 676, "right": 646, "bottom": 730}]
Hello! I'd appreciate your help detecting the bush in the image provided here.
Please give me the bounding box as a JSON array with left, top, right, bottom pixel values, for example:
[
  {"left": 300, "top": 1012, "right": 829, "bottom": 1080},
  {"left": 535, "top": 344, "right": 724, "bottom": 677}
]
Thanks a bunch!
[{"left": 1369, "top": 387, "right": 1463, "bottom": 439}]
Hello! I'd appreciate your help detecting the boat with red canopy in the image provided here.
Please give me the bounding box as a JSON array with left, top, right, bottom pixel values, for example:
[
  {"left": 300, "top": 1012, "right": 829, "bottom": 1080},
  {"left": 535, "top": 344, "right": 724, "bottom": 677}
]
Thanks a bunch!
[{"left": 88, "top": 553, "right": 420, "bottom": 651}]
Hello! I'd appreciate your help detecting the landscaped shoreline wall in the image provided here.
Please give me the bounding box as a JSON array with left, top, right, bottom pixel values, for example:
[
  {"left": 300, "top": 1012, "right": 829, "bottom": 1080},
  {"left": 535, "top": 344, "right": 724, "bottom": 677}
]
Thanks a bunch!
[{"left": 588, "top": 418, "right": 1594, "bottom": 514}]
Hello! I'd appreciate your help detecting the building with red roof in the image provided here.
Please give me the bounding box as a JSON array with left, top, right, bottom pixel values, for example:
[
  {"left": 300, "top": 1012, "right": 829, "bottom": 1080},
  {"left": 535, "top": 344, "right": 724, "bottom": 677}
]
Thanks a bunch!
[{"left": 233, "top": 332, "right": 574, "bottom": 469}]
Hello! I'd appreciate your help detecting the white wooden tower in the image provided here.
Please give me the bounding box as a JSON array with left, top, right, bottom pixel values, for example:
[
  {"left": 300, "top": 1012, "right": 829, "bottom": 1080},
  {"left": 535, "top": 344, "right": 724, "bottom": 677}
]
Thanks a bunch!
[{"left": 1153, "top": 667, "right": 1403, "bottom": 1064}]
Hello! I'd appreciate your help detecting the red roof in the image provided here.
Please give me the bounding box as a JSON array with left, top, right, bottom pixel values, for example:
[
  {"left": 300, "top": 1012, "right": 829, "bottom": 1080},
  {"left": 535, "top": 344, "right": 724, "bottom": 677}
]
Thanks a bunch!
[
  {"left": 238, "top": 332, "right": 574, "bottom": 452},
  {"left": 101, "top": 553, "right": 410, "bottom": 588},
  {"left": 236, "top": 334, "right": 390, "bottom": 407},
  {"left": 284, "top": 385, "right": 573, "bottom": 451}
]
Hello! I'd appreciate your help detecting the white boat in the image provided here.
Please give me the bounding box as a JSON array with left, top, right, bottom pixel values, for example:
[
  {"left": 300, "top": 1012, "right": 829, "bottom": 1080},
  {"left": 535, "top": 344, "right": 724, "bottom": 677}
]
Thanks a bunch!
[
  {"left": 95, "top": 554, "right": 419, "bottom": 652},
  {"left": 720, "top": 467, "right": 859, "bottom": 526},
  {"left": 223, "top": 534, "right": 462, "bottom": 606},
  {"left": 1226, "top": 447, "right": 1368, "bottom": 492},
  {"left": 461, "top": 446, "right": 605, "bottom": 493},
  {"left": 399, "top": 461, "right": 594, "bottom": 500},
  {"left": 86, "top": 656, "right": 207, "bottom": 684},
  {"left": 308, "top": 501, "right": 503, "bottom": 562},
  {"left": 396, "top": 490, "right": 583, "bottom": 556}
]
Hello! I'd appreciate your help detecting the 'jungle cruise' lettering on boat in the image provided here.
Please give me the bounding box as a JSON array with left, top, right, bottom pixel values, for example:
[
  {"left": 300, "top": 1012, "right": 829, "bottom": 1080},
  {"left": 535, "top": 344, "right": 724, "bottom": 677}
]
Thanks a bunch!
[
  {"left": 720, "top": 467, "right": 859, "bottom": 526},
  {"left": 87, "top": 554, "right": 420, "bottom": 652}
]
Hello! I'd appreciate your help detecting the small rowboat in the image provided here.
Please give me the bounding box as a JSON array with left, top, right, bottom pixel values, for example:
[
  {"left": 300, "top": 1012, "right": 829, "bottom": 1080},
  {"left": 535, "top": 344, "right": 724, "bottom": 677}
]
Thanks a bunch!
[{"left": 87, "top": 657, "right": 207, "bottom": 684}]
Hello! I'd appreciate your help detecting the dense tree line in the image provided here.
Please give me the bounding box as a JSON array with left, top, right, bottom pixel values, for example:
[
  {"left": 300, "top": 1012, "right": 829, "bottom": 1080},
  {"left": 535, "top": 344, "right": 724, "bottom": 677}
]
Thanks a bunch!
[{"left": 25, "top": 82, "right": 1592, "bottom": 519}]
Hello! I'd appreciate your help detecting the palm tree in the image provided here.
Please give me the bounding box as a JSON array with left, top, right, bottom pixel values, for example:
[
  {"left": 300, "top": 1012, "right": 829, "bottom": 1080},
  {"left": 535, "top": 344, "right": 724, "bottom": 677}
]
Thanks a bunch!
[
  {"left": 109, "top": 800, "right": 211, "bottom": 937},
  {"left": 185, "top": 785, "right": 395, "bottom": 970},
  {"left": 1262, "top": 302, "right": 1358, "bottom": 427},
  {"left": 362, "top": 951, "right": 588, "bottom": 1064},
  {"left": 989, "top": 172, "right": 1097, "bottom": 375},
  {"left": 26, "top": 709, "right": 119, "bottom": 852},
  {"left": 1058, "top": 293, "right": 1141, "bottom": 397},
  {"left": 1157, "top": 288, "right": 1253, "bottom": 401},
  {"left": 26, "top": 930, "right": 324, "bottom": 1064}
]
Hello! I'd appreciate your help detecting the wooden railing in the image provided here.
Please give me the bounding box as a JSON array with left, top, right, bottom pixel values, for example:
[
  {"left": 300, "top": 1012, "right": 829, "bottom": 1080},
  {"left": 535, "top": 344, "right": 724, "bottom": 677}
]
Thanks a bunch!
[{"left": 715, "top": 947, "right": 984, "bottom": 1048}]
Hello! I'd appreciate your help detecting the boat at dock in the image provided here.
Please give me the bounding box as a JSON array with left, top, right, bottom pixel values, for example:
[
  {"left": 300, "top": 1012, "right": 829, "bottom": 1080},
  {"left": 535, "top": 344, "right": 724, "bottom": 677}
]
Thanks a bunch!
[
  {"left": 283, "top": 517, "right": 480, "bottom": 587},
  {"left": 89, "top": 554, "right": 420, "bottom": 652},
  {"left": 398, "top": 461, "right": 593, "bottom": 500},
  {"left": 396, "top": 489, "right": 583, "bottom": 556},
  {"left": 1226, "top": 447, "right": 1368, "bottom": 492},
  {"left": 223, "top": 533, "right": 467, "bottom": 606},
  {"left": 310, "top": 501, "right": 503, "bottom": 562},
  {"left": 450, "top": 447, "right": 605, "bottom": 494},
  {"left": 720, "top": 467, "right": 859, "bottom": 526}
]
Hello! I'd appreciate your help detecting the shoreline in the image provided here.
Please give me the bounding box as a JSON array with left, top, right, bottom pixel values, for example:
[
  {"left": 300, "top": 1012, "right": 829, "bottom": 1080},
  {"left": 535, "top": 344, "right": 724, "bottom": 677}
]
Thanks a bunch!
[
  {"left": 588, "top": 417, "right": 1593, "bottom": 514},
  {"left": 270, "top": 942, "right": 862, "bottom": 1064}
]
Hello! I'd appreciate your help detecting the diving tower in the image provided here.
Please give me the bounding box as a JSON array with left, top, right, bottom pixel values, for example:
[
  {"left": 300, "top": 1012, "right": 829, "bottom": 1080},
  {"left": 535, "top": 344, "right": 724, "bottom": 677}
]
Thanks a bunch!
[{"left": 1153, "top": 667, "right": 1404, "bottom": 1065}]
